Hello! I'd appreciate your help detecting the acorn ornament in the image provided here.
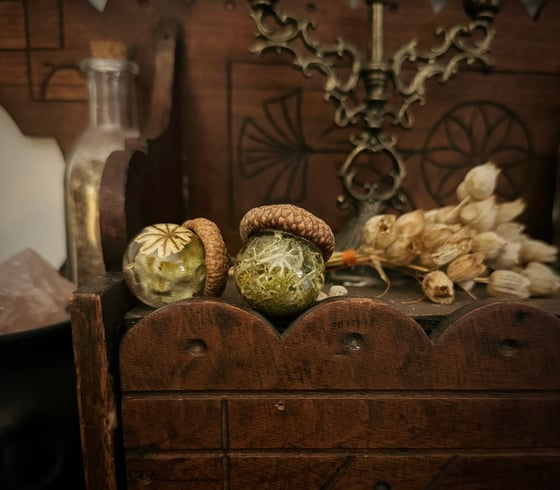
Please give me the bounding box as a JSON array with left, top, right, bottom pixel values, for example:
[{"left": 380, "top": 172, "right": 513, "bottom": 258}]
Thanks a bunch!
[
  {"left": 234, "top": 204, "right": 335, "bottom": 317},
  {"left": 123, "top": 218, "right": 230, "bottom": 308}
]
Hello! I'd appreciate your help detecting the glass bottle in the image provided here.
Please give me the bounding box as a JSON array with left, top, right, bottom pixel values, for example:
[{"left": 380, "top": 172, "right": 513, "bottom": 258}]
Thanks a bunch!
[{"left": 65, "top": 57, "right": 140, "bottom": 286}]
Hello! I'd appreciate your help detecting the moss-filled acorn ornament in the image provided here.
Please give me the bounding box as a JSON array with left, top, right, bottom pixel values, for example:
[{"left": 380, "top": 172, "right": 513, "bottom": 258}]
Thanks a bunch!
[
  {"left": 234, "top": 204, "right": 335, "bottom": 317},
  {"left": 123, "top": 218, "right": 230, "bottom": 308}
]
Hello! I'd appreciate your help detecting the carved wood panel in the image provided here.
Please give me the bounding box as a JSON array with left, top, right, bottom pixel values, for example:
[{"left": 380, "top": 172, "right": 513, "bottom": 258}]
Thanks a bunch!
[
  {"left": 1, "top": 0, "right": 559, "bottom": 254},
  {"left": 115, "top": 297, "right": 560, "bottom": 489}
]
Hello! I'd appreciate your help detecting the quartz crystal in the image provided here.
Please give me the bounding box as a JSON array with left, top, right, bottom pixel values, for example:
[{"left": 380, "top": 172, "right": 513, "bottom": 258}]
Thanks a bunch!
[
  {"left": 234, "top": 230, "right": 325, "bottom": 317},
  {"left": 0, "top": 249, "right": 75, "bottom": 334},
  {"left": 123, "top": 224, "right": 207, "bottom": 308}
]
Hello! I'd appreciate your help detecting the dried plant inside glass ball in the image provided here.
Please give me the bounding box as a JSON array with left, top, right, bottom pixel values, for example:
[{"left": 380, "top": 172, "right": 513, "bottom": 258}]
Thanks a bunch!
[
  {"left": 234, "top": 204, "right": 335, "bottom": 317},
  {"left": 123, "top": 220, "right": 229, "bottom": 308}
]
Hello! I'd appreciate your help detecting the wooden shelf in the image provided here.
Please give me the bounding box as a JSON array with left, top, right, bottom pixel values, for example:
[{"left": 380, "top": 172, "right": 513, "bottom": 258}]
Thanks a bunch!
[{"left": 69, "top": 274, "right": 560, "bottom": 489}]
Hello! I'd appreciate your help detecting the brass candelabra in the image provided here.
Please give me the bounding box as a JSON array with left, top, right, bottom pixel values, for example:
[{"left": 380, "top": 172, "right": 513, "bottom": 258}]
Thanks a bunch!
[{"left": 248, "top": 0, "right": 500, "bottom": 250}]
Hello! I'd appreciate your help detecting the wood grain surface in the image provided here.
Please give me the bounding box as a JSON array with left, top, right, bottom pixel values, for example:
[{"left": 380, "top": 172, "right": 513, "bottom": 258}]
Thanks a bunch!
[
  {"left": 1, "top": 1, "right": 560, "bottom": 252},
  {"left": 113, "top": 294, "right": 560, "bottom": 489}
]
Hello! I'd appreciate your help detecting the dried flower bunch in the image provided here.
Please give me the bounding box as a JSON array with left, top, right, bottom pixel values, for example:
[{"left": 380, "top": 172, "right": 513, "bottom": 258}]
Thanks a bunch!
[{"left": 327, "top": 162, "right": 560, "bottom": 304}]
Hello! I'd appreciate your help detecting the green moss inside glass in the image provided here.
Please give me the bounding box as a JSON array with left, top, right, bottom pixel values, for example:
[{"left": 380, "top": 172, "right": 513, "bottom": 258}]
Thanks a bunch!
[
  {"left": 234, "top": 229, "right": 325, "bottom": 317},
  {"left": 123, "top": 224, "right": 207, "bottom": 308}
]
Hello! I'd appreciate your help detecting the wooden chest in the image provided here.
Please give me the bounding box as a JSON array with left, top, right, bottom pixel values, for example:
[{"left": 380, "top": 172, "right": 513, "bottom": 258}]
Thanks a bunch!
[{"left": 70, "top": 277, "right": 560, "bottom": 489}]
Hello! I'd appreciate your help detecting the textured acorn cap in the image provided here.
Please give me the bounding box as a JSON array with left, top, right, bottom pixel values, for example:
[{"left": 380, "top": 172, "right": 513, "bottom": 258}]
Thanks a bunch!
[
  {"left": 183, "top": 217, "right": 231, "bottom": 296},
  {"left": 239, "top": 204, "right": 335, "bottom": 261}
]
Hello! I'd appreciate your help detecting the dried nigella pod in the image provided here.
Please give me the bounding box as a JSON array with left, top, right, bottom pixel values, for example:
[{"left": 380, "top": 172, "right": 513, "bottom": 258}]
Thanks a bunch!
[
  {"left": 486, "top": 241, "right": 522, "bottom": 270},
  {"left": 494, "top": 198, "right": 525, "bottom": 225},
  {"left": 384, "top": 235, "right": 420, "bottom": 266},
  {"left": 520, "top": 239, "right": 558, "bottom": 263},
  {"left": 430, "top": 241, "right": 470, "bottom": 267},
  {"left": 471, "top": 231, "right": 507, "bottom": 260},
  {"left": 521, "top": 262, "right": 560, "bottom": 296},
  {"left": 462, "top": 161, "right": 500, "bottom": 201},
  {"left": 234, "top": 204, "right": 335, "bottom": 317},
  {"left": 421, "top": 270, "right": 455, "bottom": 304},
  {"left": 420, "top": 223, "right": 462, "bottom": 251},
  {"left": 446, "top": 253, "right": 486, "bottom": 283},
  {"left": 362, "top": 214, "right": 397, "bottom": 250},
  {"left": 395, "top": 209, "right": 425, "bottom": 237},
  {"left": 459, "top": 196, "right": 497, "bottom": 231},
  {"left": 495, "top": 222, "right": 527, "bottom": 242},
  {"left": 486, "top": 270, "right": 530, "bottom": 299}
]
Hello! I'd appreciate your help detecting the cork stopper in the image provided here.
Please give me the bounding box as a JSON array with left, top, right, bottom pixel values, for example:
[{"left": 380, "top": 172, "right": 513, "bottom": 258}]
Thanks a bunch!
[{"left": 89, "top": 40, "right": 129, "bottom": 60}]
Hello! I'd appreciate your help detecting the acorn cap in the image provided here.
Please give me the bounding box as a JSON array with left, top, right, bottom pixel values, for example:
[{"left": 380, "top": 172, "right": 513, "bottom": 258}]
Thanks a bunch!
[
  {"left": 183, "top": 217, "right": 231, "bottom": 296},
  {"left": 239, "top": 204, "right": 335, "bottom": 261}
]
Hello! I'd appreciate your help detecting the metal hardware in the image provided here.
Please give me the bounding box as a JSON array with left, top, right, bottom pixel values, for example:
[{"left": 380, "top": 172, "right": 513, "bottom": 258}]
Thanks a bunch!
[{"left": 248, "top": 0, "right": 500, "bottom": 250}]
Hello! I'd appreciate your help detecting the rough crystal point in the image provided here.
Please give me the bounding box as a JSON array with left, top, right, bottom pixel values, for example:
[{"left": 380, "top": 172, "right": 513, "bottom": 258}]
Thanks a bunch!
[{"left": 0, "top": 248, "right": 76, "bottom": 335}]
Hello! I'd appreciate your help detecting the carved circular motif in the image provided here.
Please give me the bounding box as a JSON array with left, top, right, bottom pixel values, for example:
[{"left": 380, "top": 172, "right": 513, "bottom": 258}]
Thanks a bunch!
[{"left": 420, "top": 101, "right": 533, "bottom": 206}]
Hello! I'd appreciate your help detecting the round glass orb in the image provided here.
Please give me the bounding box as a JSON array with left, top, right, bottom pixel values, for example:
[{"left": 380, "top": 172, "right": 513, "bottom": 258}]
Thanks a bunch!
[
  {"left": 123, "top": 224, "right": 207, "bottom": 308},
  {"left": 234, "top": 229, "right": 325, "bottom": 317}
]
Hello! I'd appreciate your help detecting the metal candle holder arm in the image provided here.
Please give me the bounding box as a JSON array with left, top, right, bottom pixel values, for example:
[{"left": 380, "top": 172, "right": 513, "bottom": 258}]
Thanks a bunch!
[{"left": 248, "top": 0, "right": 500, "bottom": 250}]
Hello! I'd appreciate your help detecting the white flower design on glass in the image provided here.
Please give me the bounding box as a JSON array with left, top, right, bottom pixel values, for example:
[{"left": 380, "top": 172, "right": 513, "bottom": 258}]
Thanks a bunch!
[{"left": 134, "top": 224, "right": 193, "bottom": 258}]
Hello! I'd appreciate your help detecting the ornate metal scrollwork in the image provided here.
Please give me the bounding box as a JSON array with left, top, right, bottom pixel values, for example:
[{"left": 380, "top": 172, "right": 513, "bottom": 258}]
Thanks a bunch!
[
  {"left": 249, "top": 1, "right": 364, "bottom": 130},
  {"left": 248, "top": 0, "right": 500, "bottom": 250},
  {"left": 389, "top": 19, "right": 496, "bottom": 129}
]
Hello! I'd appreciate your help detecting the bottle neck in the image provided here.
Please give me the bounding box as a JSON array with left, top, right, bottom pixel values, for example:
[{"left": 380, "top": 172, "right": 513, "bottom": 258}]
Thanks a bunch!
[{"left": 83, "top": 58, "right": 139, "bottom": 131}]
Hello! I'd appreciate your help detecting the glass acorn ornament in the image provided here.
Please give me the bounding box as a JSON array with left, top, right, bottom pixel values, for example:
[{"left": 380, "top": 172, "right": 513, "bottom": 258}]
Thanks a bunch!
[
  {"left": 234, "top": 204, "right": 335, "bottom": 317},
  {"left": 123, "top": 218, "right": 230, "bottom": 308}
]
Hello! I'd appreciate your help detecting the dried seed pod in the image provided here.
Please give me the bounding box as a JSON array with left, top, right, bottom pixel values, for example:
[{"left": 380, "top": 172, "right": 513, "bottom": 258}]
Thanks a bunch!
[
  {"left": 521, "top": 262, "right": 560, "bottom": 296},
  {"left": 486, "top": 241, "right": 522, "bottom": 270},
  {"left": 494, "top": 198, "right": 525, "bottom": 225},
  {"left": 487, "top": 270, "right": 530, "bottom": 299},
  {"left": 495, "top": 222, "right": 526, "bottom": 242},
  {"left": 459, "top": 196, "right": 496, "bottom": 231},
  {"left": 520, "top": 239, "right": 558, "bottom": 263},
  {"left": 395, "top": 209, "right": 425, "bottom": 237},
  {"left": 445, "top": 226, "right": 474, "bottom": 246},
  {"left": 384, "top": 235, "right": 420, "bottom": 266},
  {"left": 471, "top": 231, "right": 507, "bottom": 260},
  {"left": 446, "top": 253, "right": 486, "bottom": 283},
  {"left": 422, "top": 270, "right": 455, "bottom": 304},
  {"left": 462, "top": 161, "right": 500, "bottom": 201},
  {"left": 430, "top": 238, "right": 471, "bottom": 267},
  {"left": 420, "top": 223, "right": 462, "bottom": 251},
  {"left": 362, "top": 214, "right": 397, "bottom": 250},
  {"left": 456, "top": 181, "right": 469, "bottom": 202},
  {"left": 418, "top": 250, "right": 438, "bottom": 269}
]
